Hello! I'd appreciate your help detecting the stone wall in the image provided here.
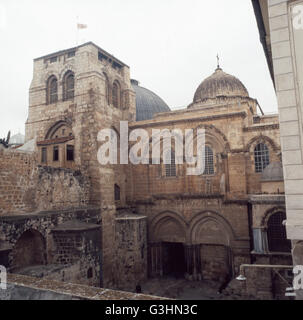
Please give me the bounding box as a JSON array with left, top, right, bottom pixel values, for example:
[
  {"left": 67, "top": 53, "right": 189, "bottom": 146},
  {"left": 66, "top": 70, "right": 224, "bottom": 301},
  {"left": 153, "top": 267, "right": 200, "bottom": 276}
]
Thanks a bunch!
[
  {"left": 136, "top": 197, "right": 251, "bottom": 281},
  {"left": 224, "top": 264, "right": 294, "bottom": 300},
  {"left": 115, "top": 215, "right": 147, "bottom": 291},
  {"left": 127, "top": 103, "right": 281, "bottom": 203},
  {"left": 0, "top": 150, "right": 38, "bottom": 215},
  {"left": 265, "top": 0, "right": 303, "bottom": 244},
  {"left": 50, "top": 221, "right": 102, "bottom": 287},
  {"left": 0, "top": 208, "right": 102, "bottom": 288},
  {"left": 0, "top": 207, "right": 101, "bottom": 268},
  {"left": 264, "top": 0, "right": 303, "bottom": 300},
  {"left": 0, "top": 274, "right": 165, "bottom": 300},
  {"left": 0, "top": 149, "right": 90, "bottom": 216}
]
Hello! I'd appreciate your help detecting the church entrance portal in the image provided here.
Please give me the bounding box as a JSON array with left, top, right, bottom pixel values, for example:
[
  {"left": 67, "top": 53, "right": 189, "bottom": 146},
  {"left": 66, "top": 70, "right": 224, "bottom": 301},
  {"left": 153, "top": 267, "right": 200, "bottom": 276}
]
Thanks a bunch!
[{"left": 162, "top": 242, "right": 186, "bottom": 278}]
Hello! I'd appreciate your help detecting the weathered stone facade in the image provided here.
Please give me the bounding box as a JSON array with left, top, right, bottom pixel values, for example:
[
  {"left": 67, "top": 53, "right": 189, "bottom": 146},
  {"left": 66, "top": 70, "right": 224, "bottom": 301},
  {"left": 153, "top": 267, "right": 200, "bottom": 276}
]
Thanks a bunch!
[
  {"left": 115, "top": 215, "right": 147, "bottom": 291},
  {"left": 0, "top": 208, "right": 102, "bottom": 285},
  {"left": 224, "top": 264, "right": 293, "bottom": 300},
  {"left": 0, "top": 41, "right": 293, "bottom": 298},
  {"left": 0, "top": 149, "right": 89, "bottom": 215}
]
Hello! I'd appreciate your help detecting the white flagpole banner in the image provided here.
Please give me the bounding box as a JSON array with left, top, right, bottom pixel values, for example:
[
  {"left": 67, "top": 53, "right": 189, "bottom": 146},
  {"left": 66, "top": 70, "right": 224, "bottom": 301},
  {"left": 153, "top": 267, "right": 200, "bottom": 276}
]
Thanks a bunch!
[{"left": 77, "top": 23, "right": 88, "bottom": 29}]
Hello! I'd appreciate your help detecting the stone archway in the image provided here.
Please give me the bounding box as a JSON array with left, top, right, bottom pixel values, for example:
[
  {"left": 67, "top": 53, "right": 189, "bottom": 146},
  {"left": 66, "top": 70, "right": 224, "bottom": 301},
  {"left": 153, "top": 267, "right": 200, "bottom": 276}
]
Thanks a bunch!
[
  {"left": 149, "top": 212, "right": 187, "bottom": 278},
  {"left": 189, "top": 212, "right": 234, "bottom": 283},
  {"left": 11, "top": 229, "right": 46, "bottom": 272}
]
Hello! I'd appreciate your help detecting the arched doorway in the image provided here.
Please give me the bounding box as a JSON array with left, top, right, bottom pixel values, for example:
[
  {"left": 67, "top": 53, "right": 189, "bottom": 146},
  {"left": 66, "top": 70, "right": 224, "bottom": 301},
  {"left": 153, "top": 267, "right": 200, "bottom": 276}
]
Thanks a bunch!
[
  {"left": 191, "top": 216, "right": 233, "bottom": 284},
  {"left": 11, "top": 229, "right": 46, "bottom": 271},
  {"left": 162, "top": 242, "right": 186, "bottom": 278},
  {"left": 150, "top": 214, "right": 186, "bottom": 278}
]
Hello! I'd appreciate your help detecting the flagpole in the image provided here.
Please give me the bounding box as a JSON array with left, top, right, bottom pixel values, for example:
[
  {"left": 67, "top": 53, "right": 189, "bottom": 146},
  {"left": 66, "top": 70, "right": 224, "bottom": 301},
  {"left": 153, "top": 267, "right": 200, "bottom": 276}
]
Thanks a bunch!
[{"left": 76, "top": 16, "right": 79, "bottom": 46}]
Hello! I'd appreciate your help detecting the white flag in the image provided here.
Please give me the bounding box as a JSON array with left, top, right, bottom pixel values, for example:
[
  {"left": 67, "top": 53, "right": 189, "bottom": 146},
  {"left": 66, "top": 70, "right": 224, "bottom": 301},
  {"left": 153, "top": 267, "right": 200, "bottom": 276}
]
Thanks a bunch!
[{"left": 77, "top": 23, "right": 87, "bottom": 29}]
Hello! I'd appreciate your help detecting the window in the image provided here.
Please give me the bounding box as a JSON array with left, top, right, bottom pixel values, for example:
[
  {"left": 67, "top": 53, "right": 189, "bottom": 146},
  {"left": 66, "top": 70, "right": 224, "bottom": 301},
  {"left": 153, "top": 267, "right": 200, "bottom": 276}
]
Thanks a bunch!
[
  {"left": 98, "top": 51, "right": 108, "bottom": 62},
  {"left": 203, "top": 146, "right": 214, "bottom": 175},
  {"left": 112, "top": 81, "right": 120, "bottom": 108},
  {"left": 87, "top": 267, "right": 93, "bottom": 279},
  {"left": 114, "top": 184, "right": 120, "bottom": 201},
  {"left": 63, "top": 71, "right": 75, "bottom": 101},
  {"left": 41, "top": 147, "right": 47, "bottom": 163},
  {"left": 47, "top": 76, "right": 58, "bottom": 104},
  {"left": 67, "top": 51, "right": 75, "bottom": 58},
  {"left": 50, "top": 56, "right": 57, "bottom": 63},
  {"left": 103, "top": 73, "right": 110, "bottom": 105},
  {"left": 165, "top": 150, "right": 177, "bottom": 177},
  {"left": 112, "top": 61, "right": 122, "bottom": 70},
  {"left": 267, "top": 211, "right": 291, "bottom": 253},
  {"left": 255, "top": 143, "right": 270, "bottom": 173},
  {"left": 66, "top": 145, "right": 74, "bottom": 161},
  {"left": 53, "top": 146, "right": 59, "bottom": 162}
]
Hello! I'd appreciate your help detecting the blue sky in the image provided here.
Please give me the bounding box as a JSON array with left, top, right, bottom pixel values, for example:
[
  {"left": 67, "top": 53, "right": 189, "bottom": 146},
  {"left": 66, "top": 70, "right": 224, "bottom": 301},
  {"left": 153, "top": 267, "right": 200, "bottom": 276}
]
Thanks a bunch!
[{"left": 0, "top": 0, "right": 277, "bottom": 138}]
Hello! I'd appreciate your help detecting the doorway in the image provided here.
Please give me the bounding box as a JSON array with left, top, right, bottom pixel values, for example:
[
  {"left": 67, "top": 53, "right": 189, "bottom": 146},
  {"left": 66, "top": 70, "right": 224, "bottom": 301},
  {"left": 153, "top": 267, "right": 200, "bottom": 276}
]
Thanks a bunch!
[
  {"left": 162, "top": 242, "right": 186, "bottom": 278},
  {"left": 11, "top": 229, "right": 46, "bottom": 271}
]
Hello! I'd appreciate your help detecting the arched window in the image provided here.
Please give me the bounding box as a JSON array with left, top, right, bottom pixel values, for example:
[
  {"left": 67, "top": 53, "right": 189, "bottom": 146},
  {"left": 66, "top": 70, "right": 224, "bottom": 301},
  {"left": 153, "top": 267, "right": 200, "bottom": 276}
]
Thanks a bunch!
[
  {"left": 103, "top": 73, "right": 110, "bottom": 105},
  {"left": 165, "top": 150, "right": 176, "bottom": 177},
  {"left": 254, "top": 143, "right": 270, "bottom": 173},
  {"left": 112, "top": 81, "right": 120, "bottom": 108},
  {"left": 47, "top": 76, "right": 58, "bottom": 104},
  {"left": 267, "top": 211, "right": 291, "bottom": 252},
  {"left": 63, "top": 71, "right": 75, "bottom": 101},
  {"left": 203, "top": 146, "right": 214, "bottom": 175}
]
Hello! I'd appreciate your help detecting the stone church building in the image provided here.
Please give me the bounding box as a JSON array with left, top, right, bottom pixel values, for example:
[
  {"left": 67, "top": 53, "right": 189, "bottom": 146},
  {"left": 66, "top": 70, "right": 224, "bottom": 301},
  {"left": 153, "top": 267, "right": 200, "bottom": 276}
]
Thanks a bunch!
[{"left": 0, "top": 42, "right": 293, "bottom": 298}]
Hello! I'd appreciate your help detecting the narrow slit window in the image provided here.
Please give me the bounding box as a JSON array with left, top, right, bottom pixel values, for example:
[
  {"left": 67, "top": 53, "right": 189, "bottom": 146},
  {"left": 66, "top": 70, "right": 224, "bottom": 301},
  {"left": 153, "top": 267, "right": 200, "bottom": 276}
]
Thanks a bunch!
[
  {"left": 112, "top": 81, "right": 120, "bottom": 108},
  {"left": 114, "top": 184, "right": 121, "bottom": 201}
]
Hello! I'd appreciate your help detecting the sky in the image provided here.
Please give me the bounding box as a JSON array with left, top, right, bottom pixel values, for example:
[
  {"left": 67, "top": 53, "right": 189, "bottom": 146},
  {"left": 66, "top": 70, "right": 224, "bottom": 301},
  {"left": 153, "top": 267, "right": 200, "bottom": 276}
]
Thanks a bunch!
[{"left": 0, "top": 0, "right": 278, "bottom": 139}]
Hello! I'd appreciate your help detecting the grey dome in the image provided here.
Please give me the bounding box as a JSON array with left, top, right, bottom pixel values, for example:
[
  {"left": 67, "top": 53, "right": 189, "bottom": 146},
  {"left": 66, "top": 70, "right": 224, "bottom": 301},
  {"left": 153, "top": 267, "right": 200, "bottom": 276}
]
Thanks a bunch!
[
  {"left": 131, "top": 79, "right": 171, "bottom": 121},
  {"left": 9, "top": 133, "right": 25, "bottom": 145},
  {"left": 194, "top": 67, "right": 249, "bottom": 103},
  {"left": 261, "top": 162, "right": 284, "bottom": 182}
]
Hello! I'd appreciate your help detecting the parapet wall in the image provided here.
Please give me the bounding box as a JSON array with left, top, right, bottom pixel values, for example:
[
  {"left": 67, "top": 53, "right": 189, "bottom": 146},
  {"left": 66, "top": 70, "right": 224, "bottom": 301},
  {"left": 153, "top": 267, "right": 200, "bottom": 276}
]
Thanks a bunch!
[
  {"left": 223, "top": 264, "right": 294, "bottom": 300},
  {"left": 0, "top": 274, "right": 165, "bottom": 300}
]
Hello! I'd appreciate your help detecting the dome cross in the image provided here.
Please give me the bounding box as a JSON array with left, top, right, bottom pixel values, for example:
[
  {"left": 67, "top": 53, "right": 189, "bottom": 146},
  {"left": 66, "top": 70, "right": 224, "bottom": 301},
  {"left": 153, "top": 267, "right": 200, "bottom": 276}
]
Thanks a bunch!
[{"left": 217, "top": 54, "right": 220, "bottom": 69}]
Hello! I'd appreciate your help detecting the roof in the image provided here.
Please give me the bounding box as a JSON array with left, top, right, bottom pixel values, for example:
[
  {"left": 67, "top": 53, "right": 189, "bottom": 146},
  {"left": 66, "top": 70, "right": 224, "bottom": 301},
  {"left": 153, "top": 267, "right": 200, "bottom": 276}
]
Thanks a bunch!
[
  {"left": 131, "top": 80, "right": 171, "bottom": 121},
  {"left": 51, "top": 220, "right": 100, "bottom": 232},
  {"left": 193, "top": 67, "right": 249, "bottom": 103},
  {"left": 261, "top": 162, "right": 284, "bottom": 182},
  {"left": 9, "top": 133, "right": 25, "bottom": 145},
  {"left": 34, "top": 41, "right": 128, "bottom": 68},
  {"left": 17, "top": 138, "right": 36, "bottom": 152}
]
